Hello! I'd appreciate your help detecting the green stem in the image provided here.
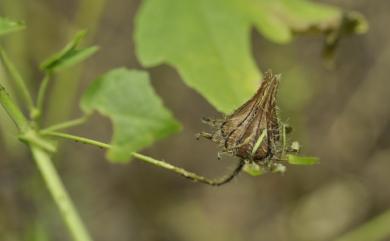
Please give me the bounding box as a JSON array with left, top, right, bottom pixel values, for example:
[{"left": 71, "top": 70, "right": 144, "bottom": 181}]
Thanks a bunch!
[
  {"left": 41, "top": 114, "right": 90, "bottom": 133},
  {"left": 131, "top": 152, "right": 244, "bottom": 186},
  {"left": 0, "top": 83, "right": 28, "bottom": 131},
  {"left": 43, "top": 131, "right": 110, "bottom": 149},
  {"left": 42, "top": 131, "right": 243, "bottom": 186},
  {"left": 30, "top": 146, "right": 92, "bottom": 241},
  {"left": 20, "top": 130, "right": 57, "bottom": 153},
  {"left": 0, "top": 46, "right": 34, "bottom": 111},
  {"left": 34, "top": 74, "right": 50, "bottom": 120},
  {"left": 0, "top": 84, "right": 92, "bottom": 241},
  {"left": 335, "top": 209, "right": 390, "bottom": 241}
]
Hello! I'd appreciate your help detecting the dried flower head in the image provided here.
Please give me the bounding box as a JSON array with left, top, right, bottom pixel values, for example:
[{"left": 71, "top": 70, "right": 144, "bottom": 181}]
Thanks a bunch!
[
  {"left": 195, "top": 70, "right": 319, "bottom": 185},
  {"left": 197, "top": 70, "right": 286, "bottom": 171}
]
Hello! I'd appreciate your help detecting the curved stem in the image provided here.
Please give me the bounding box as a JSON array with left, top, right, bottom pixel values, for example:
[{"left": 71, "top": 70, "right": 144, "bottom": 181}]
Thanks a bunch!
[
  {"left": 31, "top": 146, "right": 92, "bottom": 241},
  {"left": 42, "top": 131, "right": 243, "bottom": 186},
  {"left": 132, "top": 152, "right": 244, "bottom": 186}
]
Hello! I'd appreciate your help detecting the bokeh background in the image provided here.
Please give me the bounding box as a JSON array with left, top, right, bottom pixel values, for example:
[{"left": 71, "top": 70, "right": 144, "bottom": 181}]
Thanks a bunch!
[{"left": 1, "top": 0, "right": 389, "bottom": 241}]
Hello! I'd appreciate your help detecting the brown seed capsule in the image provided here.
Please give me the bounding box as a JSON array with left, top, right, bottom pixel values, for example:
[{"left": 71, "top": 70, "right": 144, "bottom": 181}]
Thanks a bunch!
[{"left": 198, "top": 70, "right": 282, "bottom": 164}]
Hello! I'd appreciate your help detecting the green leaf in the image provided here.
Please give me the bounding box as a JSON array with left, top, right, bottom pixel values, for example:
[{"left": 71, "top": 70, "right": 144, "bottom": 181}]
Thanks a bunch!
[
  {"left": 40, "top": 30, "right": 99, "bottom": 72},
  {"left": 0, "top": 17, "right": 25, "bottom": 36},
  {"left": 135, "top": 0, "right": 367, "bottom": 113},
  {"left": 287, "top": 154, "right": 319, "bottom": 165},
  {"left": 81, "top": 68, "right": 181, "bottom": 162},
  {"left": 135, "top": 0, "right": 261, "bottom": 113},
  {"left": 249, "top": 0, "right": 339, "bottom": 42}
]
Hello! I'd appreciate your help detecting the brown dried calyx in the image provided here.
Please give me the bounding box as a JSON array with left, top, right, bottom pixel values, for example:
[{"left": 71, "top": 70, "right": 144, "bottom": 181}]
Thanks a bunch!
[{"left": 197, "top": 70, "right": 288, "bottom": 174}]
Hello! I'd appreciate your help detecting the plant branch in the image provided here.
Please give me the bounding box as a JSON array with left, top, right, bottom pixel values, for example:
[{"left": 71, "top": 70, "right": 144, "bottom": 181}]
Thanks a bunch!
[
  {"left": 0, "top": 46, "right": 34, "bottom": 111},
  {"left": 42, "top": 131, "right": 244, "bottom": 186},
  {"left": 43, "top": 131, "right": 110, "bottom": 149},
  {"left": 30, "top": 146, "right": 92, "bottom": 241},
  {"left": 0, "top": 82, "right": 28, "bottom": 131},
  {"left": 41, "top": 114, "right": 91, "bottom": 133},
  {"left": 132, "top": 152, "right": 244, "bottom": 186},
  {"left": 0, "top": 83, "right": 92, "bottom": 241},
  {"left": 34, "top": 73, "right": 50, "bottom": 120}
]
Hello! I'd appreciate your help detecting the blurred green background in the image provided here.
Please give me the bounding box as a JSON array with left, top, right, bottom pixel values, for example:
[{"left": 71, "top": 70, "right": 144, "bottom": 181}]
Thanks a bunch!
[{"left": 1, "top": 0, "right": 389, "bottom": 241}]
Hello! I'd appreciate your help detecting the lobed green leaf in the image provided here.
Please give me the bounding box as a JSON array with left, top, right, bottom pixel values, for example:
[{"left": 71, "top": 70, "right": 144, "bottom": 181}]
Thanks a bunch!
[
  {"left": 81, "top": 68, "right": 181, "bottom": 162},
  {"left": 135, "top": 0, "right": 261, "bottom": 114},
  {"left": 135, "top": 0, "right": 367, "bottom": 113}
]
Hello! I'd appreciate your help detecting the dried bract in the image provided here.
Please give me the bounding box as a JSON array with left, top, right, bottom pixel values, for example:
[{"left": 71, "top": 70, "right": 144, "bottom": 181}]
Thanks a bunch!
[{"left": 198, "top": 70, "right": 285, "bottom": 170}]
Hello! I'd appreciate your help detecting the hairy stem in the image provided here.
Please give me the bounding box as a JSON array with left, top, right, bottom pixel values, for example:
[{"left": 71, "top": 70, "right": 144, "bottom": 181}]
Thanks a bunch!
[
  {"left": 43, "top": 131, "right": 243, "bottom": 186},
  {"left": 31, "top": 146, "right": 92, "bottom": 241}
]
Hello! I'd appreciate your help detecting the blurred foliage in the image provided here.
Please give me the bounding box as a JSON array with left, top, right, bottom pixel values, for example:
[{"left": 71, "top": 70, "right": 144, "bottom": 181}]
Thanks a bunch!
[{"left": 0, "top": 16, "right": 25, "bottom": 36}]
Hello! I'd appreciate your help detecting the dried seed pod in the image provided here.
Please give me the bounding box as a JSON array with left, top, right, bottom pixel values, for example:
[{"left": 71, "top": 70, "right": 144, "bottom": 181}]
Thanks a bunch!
[{"left": 198, "top": 70, "right": 283, "bottom": 164}]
